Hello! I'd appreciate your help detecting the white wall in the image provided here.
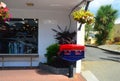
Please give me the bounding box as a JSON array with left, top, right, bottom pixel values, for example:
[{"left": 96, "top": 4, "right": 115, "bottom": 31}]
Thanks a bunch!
[{"left": 0, "top": 9, "right": 76, "bottom": 67}]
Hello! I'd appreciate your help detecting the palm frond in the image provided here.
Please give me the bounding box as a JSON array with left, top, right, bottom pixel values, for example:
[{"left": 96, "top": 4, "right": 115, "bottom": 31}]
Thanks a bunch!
[
  {"left": 51, "top": 28, "right": 58, "bottom": 33},
  {"left": 52, "top": 25, "right": 76, "bottom": 44},
  {"left": 57, "top": 25, "right": 63, "bottom": 32}
]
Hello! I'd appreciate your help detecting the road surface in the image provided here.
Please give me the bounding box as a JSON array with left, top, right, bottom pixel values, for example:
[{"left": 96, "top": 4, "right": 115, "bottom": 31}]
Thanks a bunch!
[
  {"left": 84, "top": 46, "right": 120, "bottom": 62},
  {"left": 82, "top": 46, "right": 120, "bottom": 81}
]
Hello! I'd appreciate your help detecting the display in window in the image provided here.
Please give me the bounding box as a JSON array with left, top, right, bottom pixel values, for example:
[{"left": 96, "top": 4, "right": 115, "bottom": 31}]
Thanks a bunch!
[{"left": 0, "top": 18, "right": 38, "bottom": 54}]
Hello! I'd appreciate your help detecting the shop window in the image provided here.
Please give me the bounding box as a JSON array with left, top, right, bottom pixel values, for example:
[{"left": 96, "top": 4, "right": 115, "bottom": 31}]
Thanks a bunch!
[{"left": 0, "top": 18, "right": 38, "bottom": 54}]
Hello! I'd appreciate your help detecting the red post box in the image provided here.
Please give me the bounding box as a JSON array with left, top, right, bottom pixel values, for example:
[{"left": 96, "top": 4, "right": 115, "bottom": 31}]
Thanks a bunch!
[{"left": 59, "top": 44, "right": 85, "bottom": 62}]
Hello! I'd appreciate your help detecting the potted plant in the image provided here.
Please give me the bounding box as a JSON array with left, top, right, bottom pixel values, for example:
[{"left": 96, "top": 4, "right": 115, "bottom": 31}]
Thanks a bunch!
[
  {"left": 0, "top": 2, "right": 10, "bottom": 22},
  {"left": 39, "top": 43, "right": 70, "bottom": 75},
  {"left": 0, "top": 1, "right": 10, "bottom": 31},
  {"left": 72, "top": 9, "right": 95, "bottom": 24},
  {"left": 45, "top": 43, "right": 59, "bottom": 66},
  {"left": 52, "top": 25, "right": 76, "bottom": 44},
  {"left": 45, "top": 25, "right": 77, "bottom": 67},
  {"left": 39, "top": 26, "right": 76, "bottom": 75}
]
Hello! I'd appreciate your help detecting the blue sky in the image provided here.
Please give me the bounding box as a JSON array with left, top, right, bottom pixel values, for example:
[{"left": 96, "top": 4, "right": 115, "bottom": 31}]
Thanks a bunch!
[{"left": 88, "top": 0, "right": 120, "bottom": 24}]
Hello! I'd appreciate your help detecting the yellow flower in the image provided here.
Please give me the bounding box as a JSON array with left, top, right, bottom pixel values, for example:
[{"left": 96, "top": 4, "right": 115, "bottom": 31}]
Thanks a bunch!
[{"left": 72, "top": 9, "right": 95, "bottom": 24}]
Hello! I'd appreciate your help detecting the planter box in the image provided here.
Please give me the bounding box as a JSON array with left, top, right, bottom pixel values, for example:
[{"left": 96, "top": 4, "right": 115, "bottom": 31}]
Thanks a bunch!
[{"left": 39, "top": 63, "right": 76, "bottom": 75}]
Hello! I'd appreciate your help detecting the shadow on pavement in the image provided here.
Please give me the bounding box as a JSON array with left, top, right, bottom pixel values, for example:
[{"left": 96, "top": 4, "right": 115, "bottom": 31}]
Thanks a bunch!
[
  {"left": 103, "top": 51, "right": 120, "bottom": 55},
  {"left": 36, "top": 69, "right": 54, "bottom": 75},
  {"left": 100, "top": 56, "right": 120, "bottom": 63}
]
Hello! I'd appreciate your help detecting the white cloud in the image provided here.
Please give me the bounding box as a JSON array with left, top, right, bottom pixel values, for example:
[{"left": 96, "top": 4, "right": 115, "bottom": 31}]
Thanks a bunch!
[
  {"left": 115, "top": 18, "right": 120, "bottom": 24},
  {"left": 88, "top": 0, "right": 120, "bottom": 24},
  {"left": 89, "top": 0, "right": 120, "bottom": 16},
  {"left": 89, "top": 0, "right": 114, "bottom": 9}
]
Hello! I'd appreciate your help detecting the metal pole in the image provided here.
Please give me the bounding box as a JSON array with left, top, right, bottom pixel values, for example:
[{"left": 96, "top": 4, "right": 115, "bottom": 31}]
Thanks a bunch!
[
  {"left": 68, "top": 62, "right": 74, "bottom": 78},
  {"left": 85, "top": 1, "right": 91, "bottom": 11}
]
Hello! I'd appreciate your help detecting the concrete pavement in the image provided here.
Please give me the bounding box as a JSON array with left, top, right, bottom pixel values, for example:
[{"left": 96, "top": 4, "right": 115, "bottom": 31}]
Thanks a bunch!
[
  {"left": 82, "top": 46, "right": 120, "bottom": 81},
  {"left": 82, "top": 61, "right": 120, "bottom": 81}
]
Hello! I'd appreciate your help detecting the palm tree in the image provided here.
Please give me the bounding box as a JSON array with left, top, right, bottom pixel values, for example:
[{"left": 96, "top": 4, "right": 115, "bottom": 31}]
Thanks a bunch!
[{"left": 94, "top": 5, "right": 118, "bottom": 45}]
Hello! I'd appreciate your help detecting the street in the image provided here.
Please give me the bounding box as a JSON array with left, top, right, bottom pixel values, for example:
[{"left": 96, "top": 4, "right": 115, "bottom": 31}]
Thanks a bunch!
[
  {"left": 84, "top": 46, "right": 120, "bottom": 61},
  {"left": 82, "top": 46, "right": 120, "bottom": 81}
]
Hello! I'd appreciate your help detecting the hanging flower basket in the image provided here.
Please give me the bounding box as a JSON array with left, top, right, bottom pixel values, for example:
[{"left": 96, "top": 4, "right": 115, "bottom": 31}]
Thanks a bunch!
[
  {"left": 72, "top": 9, "right": 95, "bottom": 24},
  {"left": 0, "top": 2, "right": 10, "bottom": 22}
]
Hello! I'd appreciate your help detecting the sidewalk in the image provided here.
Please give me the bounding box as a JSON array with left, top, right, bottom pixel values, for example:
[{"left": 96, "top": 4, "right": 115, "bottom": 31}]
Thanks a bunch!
[
  {"left": 82, "top": 61, "right": 120, "bottom": 81},
  {"left": 98, "top": 45, "right": 120, "bottom": 53},
  {"left": 0, "top": 69, "right": 86, "bottom": 81},
  {"left": 82, "top": 46, "right": 120, "bottom": 81}
]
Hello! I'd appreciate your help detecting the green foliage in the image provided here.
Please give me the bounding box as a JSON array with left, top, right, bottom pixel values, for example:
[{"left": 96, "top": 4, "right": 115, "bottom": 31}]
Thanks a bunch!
[
  {"left": 85, "top": 24, "right": 94, "bottom": 41},
  {"left": 94, "top": 5, "right": 118, "bottom": 45},
  {"left": 52, "top": 25, "right": 76, "bottom": 44},
  {"left": 45, "top": 43, "right": 59, "bottom": 64}
]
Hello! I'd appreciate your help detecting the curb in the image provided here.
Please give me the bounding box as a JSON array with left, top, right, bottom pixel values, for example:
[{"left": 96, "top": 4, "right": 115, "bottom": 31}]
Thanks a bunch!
[
  {"left": 98, "top": 46, "right": 120, "bottom": 54},
  {"left": 85, "top": 45, "right": 98, "bottom": 48},
  {"left": 86, "top": 45, "right": 120, "bottom": 54}
]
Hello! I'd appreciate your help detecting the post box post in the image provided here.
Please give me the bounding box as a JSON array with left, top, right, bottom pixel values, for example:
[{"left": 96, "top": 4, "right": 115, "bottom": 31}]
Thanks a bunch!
[{"left": 76, "top": 23, "right": 85, "bottom": 73}]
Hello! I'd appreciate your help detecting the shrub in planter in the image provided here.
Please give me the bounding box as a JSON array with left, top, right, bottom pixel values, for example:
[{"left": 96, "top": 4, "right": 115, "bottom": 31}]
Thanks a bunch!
[
  {"left": 46, "top": 25, "right": 77, "bottom": 68},
  {"left": 45, "top": 25, "right": 77, "bottom": 68},
  {"left": 45, "top": 43, "right": 59, "bottom": 64},
  {"left": 45, "top": 43, "right": 70, "bottom": 68}
]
